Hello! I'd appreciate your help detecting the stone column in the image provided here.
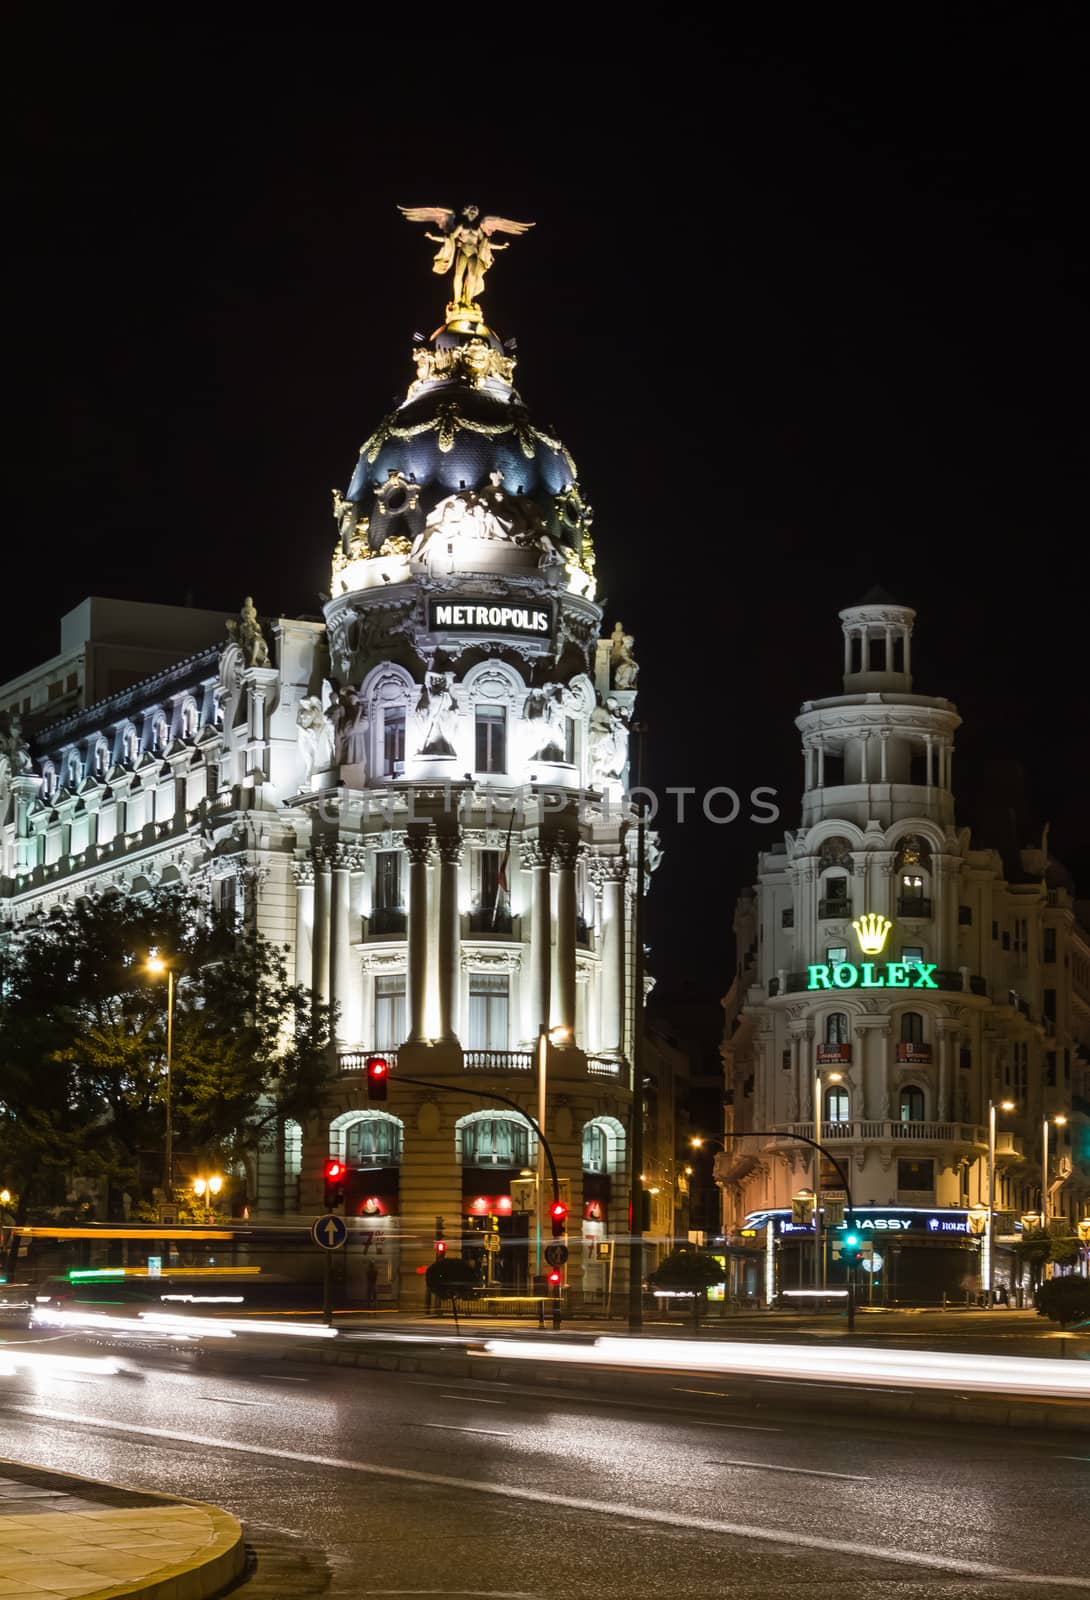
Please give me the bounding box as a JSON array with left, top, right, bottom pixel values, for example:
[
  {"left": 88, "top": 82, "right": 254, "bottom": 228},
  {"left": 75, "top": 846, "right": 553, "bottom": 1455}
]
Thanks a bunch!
[
  {"left": 292, "top": 860, "right": 314, "bottom": 990},
  {"left": 925, "top": 733, "right": 934, "bottom": 786},
  {"left": 406, "top": 833, "right": 433, "bottom": 1043},
  {"left": 554, "top": 837, "right": 580, "bottom": 1037},
  {"left": 879, "top": 731, "right": 889, "bottom": 782},
  {"left": 860, "top": 731, "right": 870, "bottom": 783},
  {"left": 591, "top": 854, "right": 627, "bottom": 1059},
  {"left": 436, "top": 833, "right": 463, "bottom": 1042},
  {"left": 817, "top": 741, "right": 825, "bottom": 787},
  {"left": 360, "top": 955, "right": 376, "bottom": 1045},
  {"left": 330, "top": 843, "right": 364, "bottom": 1044},
  {"left": 522, "top": 841, "right": 554, "bottom": 1037},
  {"left": 843, "top": 629, "right": 852, "bottom": 676},
  {"left": 312, "top": 846, "right": 332, "bottom": 1006}
]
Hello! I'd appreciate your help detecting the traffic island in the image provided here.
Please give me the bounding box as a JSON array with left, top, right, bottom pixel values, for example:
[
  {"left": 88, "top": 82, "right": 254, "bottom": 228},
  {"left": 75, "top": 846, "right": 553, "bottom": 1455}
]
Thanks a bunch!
[{"left": 0, "top": 1458, "right": 244, "bottom": 1599}]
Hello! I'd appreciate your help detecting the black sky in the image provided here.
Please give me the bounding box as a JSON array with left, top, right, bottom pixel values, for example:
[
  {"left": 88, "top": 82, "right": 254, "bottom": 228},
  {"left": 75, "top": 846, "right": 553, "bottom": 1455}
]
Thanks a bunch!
[{"left": 3, "top": 11, "right": 1087, "bottom": 994}]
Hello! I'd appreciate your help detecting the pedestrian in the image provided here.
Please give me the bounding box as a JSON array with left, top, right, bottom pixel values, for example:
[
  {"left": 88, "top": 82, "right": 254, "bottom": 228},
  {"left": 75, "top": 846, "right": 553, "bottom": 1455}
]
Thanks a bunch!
[{"left": 365, "top": 1260, "right": 379, "bottom": 1308}]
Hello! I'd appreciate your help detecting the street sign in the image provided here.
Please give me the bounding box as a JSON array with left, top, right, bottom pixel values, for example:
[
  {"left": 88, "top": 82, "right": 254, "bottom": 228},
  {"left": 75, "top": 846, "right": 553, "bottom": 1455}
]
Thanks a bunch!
[
  {"left": 483, "top": 1233, "right": 500, "bottom": 1252},
  {"left": 312, "top": 1214, "right": 348, "bottom": 1250},
  {"left": 544, "top": 1242, "right": 569, "bottom": 1267},
  {"left": 791, "top": 1198, "right": 813, "bottom": 1227},
  {"left": 823, "top": 1199, "right": 844, "bottom": 1227},
  {"left": 158, "top": 1205, "right": 178, "bottom": 1225}
]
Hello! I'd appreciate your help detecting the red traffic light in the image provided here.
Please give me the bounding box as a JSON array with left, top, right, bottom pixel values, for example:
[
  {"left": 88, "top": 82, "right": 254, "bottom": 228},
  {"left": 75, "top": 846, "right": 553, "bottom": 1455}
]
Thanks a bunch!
[
  {"left": 324, "top": 1160, "right": 345, "bottom": 1181},
  {"left": 366, "top": 1056, "right": 389, "bottom": 1102},
  {"left": 549, "top": 1199, "right": 568, "bottom": 1237},
  {"left": 547, "top": 1269, "right": 562, "bottom": 1285},
  {"left": 435, "top": 1239, "right": 447, "bottom": 1255}
]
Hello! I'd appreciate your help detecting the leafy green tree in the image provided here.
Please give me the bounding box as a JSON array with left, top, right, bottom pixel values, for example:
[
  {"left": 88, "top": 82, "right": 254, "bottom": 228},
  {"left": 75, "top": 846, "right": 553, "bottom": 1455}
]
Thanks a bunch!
[
  {"left": 0, "top": 885, "right": 334, "bottom": 1238},
  {"left": 648, "top": 1247, "right": 725, "bottom": 1326}
]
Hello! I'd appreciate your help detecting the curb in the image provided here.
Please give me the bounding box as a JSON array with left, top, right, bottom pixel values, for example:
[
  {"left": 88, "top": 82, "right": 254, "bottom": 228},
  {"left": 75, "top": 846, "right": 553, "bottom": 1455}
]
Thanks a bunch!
[
  {"left": 288, "top": 1338, "right": 1090, "bottom": 1433},
  {"left": 0, "top": 1459, "right": 245, "bottom": 1600}
]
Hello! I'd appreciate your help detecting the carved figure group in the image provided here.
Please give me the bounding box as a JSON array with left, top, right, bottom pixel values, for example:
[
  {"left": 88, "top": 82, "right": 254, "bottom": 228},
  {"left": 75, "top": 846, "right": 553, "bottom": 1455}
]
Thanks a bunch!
[
  {"left": 296, "top": 696, "right": 336, "bottom": 781},
  {"left": 0, "top": 712, "right": 33, "bottom": 777},
  {"left": 524, "top": 682, "right": 571, "bottom": 763},
  {"left": 411, "top": 473, "right": 555, "bottom": 563},
  {"left": 587, "top": 697, "right": 630, "bottom": 784},
  {"left": 414, "top": 672, "right": 458, "bottom": 757},
  {"left": 610, "top": 622, "right": 639, "bottom": 689}
]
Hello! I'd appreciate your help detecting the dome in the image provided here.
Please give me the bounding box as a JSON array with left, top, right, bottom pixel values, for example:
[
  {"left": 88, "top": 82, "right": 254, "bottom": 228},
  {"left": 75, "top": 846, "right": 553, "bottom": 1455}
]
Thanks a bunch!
[{"left": 340, "top": 322, "right": 591, "bottom": 560}]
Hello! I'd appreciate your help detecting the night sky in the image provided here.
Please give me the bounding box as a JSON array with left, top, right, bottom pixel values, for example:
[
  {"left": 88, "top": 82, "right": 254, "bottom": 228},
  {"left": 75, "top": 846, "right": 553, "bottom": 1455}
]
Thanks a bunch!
[{"left": 4, "top": 14, "right": 1087, "bottom": 997}]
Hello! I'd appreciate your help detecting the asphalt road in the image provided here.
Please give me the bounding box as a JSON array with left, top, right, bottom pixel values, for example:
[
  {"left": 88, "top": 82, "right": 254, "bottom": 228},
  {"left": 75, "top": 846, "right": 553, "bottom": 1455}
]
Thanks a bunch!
[{"left": 0, "top": 1335, "right": 1088, "bottom": 1599}]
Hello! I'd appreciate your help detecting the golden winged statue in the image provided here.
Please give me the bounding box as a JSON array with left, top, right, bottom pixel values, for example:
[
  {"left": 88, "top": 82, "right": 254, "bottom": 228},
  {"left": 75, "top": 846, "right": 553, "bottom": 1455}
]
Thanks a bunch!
[{"left": 399, "top": 204, "right": 534, "bottom": 319}]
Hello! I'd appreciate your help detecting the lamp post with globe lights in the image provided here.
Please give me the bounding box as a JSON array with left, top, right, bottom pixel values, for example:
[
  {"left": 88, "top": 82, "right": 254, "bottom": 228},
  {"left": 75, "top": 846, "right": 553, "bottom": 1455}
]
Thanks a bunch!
[
  {"left": 145, "top": 954, "right": 176, "bottom": 1205},
  {"left": 986, "top": 1099, "right": 1016, "bottom": 1306}
]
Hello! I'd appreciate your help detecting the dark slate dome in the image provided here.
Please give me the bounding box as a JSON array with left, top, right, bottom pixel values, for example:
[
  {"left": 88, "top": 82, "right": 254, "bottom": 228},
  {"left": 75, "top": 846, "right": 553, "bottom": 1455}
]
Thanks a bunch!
[{"left": 343, "top": 323, "right": 585, "bottom": 555}]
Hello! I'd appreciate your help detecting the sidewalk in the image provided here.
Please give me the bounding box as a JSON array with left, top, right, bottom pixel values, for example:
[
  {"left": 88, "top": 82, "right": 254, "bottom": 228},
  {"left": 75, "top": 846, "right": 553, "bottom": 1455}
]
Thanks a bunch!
[{"left": 0, "top": 1460, "right": 244, "bottom": 1600}]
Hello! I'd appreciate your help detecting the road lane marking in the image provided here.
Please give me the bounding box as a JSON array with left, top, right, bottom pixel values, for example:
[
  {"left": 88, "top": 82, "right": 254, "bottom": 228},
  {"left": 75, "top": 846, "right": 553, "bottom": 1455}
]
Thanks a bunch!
[
  {"left": 6, "top": 1403, "right": 1088, "bottom": 1590},
  {"left": 199, "top": 1395, "right": 269, "bottom": 1406},
  {"left": 674, "top": 1387, "right": 732, "bottom": 1397},
  {"left": 405, "top": 1376, "right": 780, "bottom": 1429},
  {"left": 1058, "top": 1455, "right": 1090, "bottom": 1462},
  {"left": 259, "top": 1374, "right": 309, "bottom": 1382},
  {"left": 419, "top": 1423, "right": 514, "bottom": 1437},
  {"left": 439, "top": 1394, "right": 506, "bottom": 1405},
  {"left": 704, "top": 1459, "right": 872, "bottom": 1481}
]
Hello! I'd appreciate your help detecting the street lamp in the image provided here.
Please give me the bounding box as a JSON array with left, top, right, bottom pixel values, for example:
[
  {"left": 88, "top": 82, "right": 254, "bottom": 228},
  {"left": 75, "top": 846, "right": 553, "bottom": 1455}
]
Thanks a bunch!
[
  {"left": 192, "top": 1173, "right": 223, "bottom": 1221},
  {"left": 986, "top": 1099, "right": 1015, "bottom": 1306},
  {"left": 812, "top": 1069, "right": 843, "bottom": 1290},
  {"left": 1043, "top": 1114, "right": 1068, "bottom": 1228},
  {"left": 145, "top": 953, "right": 176, "bottom": 1205},
  {"left": 536, "top": 1024, "right": 570, "bottom": 1276}
]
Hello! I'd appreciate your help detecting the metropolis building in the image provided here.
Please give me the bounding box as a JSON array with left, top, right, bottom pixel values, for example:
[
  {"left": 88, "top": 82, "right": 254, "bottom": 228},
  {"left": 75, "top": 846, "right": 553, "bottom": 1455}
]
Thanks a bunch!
[
  {"left": 718, "top": 595, "right": 1090, "bottom": 1304},
  {"left": 0, "top": 213, "right": 650, "bottom": 1309}
]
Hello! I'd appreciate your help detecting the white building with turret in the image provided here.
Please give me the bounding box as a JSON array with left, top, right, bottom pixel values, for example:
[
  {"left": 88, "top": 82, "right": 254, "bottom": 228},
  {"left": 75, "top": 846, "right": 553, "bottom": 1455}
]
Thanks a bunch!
[{"left": 718, "top": 591, "right": 1090, "bottom": 1305}]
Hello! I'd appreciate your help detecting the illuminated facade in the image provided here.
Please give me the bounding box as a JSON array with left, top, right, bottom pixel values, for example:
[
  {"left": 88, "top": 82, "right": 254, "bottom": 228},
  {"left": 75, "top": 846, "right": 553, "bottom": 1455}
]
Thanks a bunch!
[
  {"left": 718, "top": 593, "right": 1090, "bottom": 1304},
  {"left": 0, "top": 231, "right": 652, "bottom": 1309}
]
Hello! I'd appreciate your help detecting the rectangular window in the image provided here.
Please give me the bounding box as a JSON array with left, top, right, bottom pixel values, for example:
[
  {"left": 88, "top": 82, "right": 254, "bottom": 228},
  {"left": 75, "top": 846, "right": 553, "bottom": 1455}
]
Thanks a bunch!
[
  {"left": 467, "top": 971, "right": 509, "bottom": 1049},
  {"left": 478, "top": 849, "right": 501, "bottom": 913},
  {"left": 781, "top": 907, "right": 794, "bottom": 928},
  {"left": 1002, "top": 930, "right": 1010, "bottom": 950},
  {"left": 992, "top": 920, "right": 998, "bottom": 940},
  {"left": 897, "top": 1157, "right": 934, "bottom": 1192},
  {"left": 66, "top": 671, "right": 79, "bottom": 692},
  {"left": 373, "top": 851, "right": 402, "bottom": 911},
  {"left": 826, "top": 947, "right": 848, "bottom": 966},
  {"left": 475, "top": 706, "right": 507, "bottom": 773},
  {"left": 1046, "top": 1050, "right": 1057, "bottom": 1088},
  {"left": 212, "top": 876, "right": 238, "bottom": 923},
  {"left": 902, "top": 946, "right": 924, "bottom": 969},
  {"left": 374, "top": 975, "right": 406, "bottom": 1048},
  {"left": 564, "top": 716, "right": 575, "bottom": 765},
  {"left": 382, "top": 709, "right": 406, "bottom": 777},
  {"left": 1043, "top": 927, "right": 1057, "bottom": 964},
  {"left": 781, "top": 1048, "right": 791, "bottom": 1071},
  {"left": 48, "top": 681, "right": 62, "bottom": 701},
  {"left": 1044, "top": 988, "right": 1056, "bottom": 1030},
  {"left": 958, "top": 905, "right": 972, "bottom": 925}
]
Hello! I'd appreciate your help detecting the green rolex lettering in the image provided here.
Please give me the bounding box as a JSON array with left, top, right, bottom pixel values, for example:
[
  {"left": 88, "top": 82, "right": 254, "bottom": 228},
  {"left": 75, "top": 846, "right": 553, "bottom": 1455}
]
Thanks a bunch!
[
  {"left": 912, "top": 963, "right": 939, "bottom": 988},
  {"left": 808, "top": 965, "right": 832, "bottom": 989},
  {"left": 886, "top": 962, "right": 909, "bottom": 987}
]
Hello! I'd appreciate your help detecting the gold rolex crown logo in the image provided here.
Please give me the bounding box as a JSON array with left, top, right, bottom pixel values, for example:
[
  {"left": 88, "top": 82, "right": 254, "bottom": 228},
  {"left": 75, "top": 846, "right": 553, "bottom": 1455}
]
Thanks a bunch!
[{"left": 853, "top": 912, "right": 892, "bottom": 955}]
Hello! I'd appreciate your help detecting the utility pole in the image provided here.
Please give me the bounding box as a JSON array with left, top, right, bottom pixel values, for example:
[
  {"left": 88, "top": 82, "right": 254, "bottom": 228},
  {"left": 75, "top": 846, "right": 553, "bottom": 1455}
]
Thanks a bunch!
[{"left": 628, "top": 721, "right": 647, "bottom": 1333}]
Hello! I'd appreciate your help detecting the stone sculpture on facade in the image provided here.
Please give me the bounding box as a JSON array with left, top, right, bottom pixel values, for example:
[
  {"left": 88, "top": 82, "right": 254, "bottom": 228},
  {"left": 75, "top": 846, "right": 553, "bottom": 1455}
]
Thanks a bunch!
[
  {"left": 0, "top": 713, "right": 33, "bottom": 777},
  {"left": 414, "top": 672, "right": 458, "bottom": 756},
  {"left": 524, "top": 682, "right": 570, "bottom": 762},
  {"left": 588, "top": 697, "right": 630, "bottom": 785},
  {"left": 610, "top": 624, "right": 639, "bottom": 689},
  {"left": 331, "top": 685, "right": 369, "bottom": 770},
  {"left": 227, "top": 597, "right": 270, "bottom": 667},
  {"left": 296, "top": 695, "right": 336, "bottom": 781}
]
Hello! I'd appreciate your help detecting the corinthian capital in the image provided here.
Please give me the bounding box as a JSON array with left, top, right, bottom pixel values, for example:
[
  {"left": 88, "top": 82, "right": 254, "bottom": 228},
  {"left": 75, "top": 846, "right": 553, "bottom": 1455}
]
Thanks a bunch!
[
  {"left": 552, "top": 836, "right": 581, "bottom": 870},
  {"left": 587, "top": 851, "right": 627, "bottom": 885},
  {"left": 520, "top": 840, "right": 553, "bottom": 871},
  {"left": 436, "top": 832, "right": 465, "bottom": 865},
  {"left": 291, "top": 859, "right": 315, "bottom": 887},
  {"left": 405, "top": 831, "right": 435, "bottom": 866}
]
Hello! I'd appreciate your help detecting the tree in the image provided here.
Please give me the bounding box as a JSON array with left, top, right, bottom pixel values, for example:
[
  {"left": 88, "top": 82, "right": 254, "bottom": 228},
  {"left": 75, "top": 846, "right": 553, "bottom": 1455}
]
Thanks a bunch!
[
  {"left": 647, "top": 1248, "right": 724, "bottom": 1327},
  {"left": 0, "top": 884, "right": 334, "bottom": 1233}
]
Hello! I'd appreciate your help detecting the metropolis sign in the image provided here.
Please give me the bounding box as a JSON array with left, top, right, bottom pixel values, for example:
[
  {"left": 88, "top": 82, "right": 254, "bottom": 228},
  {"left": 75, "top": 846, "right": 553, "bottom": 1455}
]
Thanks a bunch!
[{"left": 427, "top": 598, "right": 553, "bottom": 638}]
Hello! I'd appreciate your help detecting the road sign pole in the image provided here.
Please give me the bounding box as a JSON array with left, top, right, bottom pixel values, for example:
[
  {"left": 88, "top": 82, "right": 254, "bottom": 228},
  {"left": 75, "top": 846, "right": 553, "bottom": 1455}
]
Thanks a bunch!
[{"left": 323, "top": 1248, "right": 333, "bottom": 1327}]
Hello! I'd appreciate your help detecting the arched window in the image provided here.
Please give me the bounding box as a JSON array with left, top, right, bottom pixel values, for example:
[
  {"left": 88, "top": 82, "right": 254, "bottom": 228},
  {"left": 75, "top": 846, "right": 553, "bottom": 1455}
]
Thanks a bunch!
[
  {"left": 824, "top": 1012, "right": 850, "bottom": 1045},
  {"left": 900, "top": 1085, "right": 925, "bottom": 1122},
  {"left": 462, "top": 1115, "right": 529, "bottom": 1168},
  {"left": 583, "top": 1124, "right": 607, "bottom": 1173},
  {"left": 345, "top": 1113, "right": 402, "bottom": 1168},
  {"left": 901, "top": 1012, "right": 924, "bottom": 1044},
  {"left": 824, "top": 1085, "right": 850, "bottom": 1123}
]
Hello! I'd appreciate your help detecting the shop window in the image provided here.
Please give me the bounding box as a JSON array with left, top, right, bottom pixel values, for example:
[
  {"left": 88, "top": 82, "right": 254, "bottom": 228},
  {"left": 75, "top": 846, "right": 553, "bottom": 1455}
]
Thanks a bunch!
[
  {"left": 824, "top": 1086, "right": 850, "bottom": 1122},
  {"left": 900, "top": 1012, "right": 924, "bottom": 1045},
  {"left": 346, "top": 1114, "right": 402, "bottom": 1167},
  {"left": 475, "top": 706, "right": 507, "bottom": 774},
  {"left": 899, "top": 1085, "right": 925, "bottom": 1122},
  {"left": 374, "top": 975, "right": 406, "bottom": 1048},
  {"left": 582, "top": 1124, "right": 608, "bottom": 1173},
  {"left": 824, "top": 1012, "right": 849, "bottom": 1045},
  {"left": 467, "top": 971, "right": 509, "bottom": 1049},
  {"left": 462, "top": 1115, "right": 527, "bottom": 1167}
]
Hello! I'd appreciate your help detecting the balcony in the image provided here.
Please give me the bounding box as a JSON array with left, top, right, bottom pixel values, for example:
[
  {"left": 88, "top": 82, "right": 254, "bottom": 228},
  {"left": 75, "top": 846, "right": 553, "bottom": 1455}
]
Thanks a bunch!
[
  {"left": 817, "top": 1043, "right": 852, "bottom": 1064},
  {"left": 467, "top": 908, "right": 513, "bottom": 935},
  {"left": 818, "top": 898, "right": 851, "bottom": 919},
  {"left": 463, "top": 1050, "right": 534, "bottom": 1072},
  {"left": 339, "top": 1049, "right": 398, "bottom": 1075},
  {"left": 897, "top": 896, "right": 932, "bottom": 918},
  {"left": 764, "top": 1120, "right": 989, "bottom": 1151},
  {"left": 368, "top": 908, "right": 406, "bottom": 936},
  {"left": 896, "top": 1042, "right": 932, "bottom": 1063}
]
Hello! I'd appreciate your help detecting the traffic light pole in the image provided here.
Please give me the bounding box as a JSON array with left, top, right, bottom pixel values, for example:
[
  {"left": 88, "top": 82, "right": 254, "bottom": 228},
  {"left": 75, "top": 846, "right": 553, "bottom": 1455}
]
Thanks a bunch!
[{"left": 727, "top": 1129, "right": 856, "bottom": 1333}]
